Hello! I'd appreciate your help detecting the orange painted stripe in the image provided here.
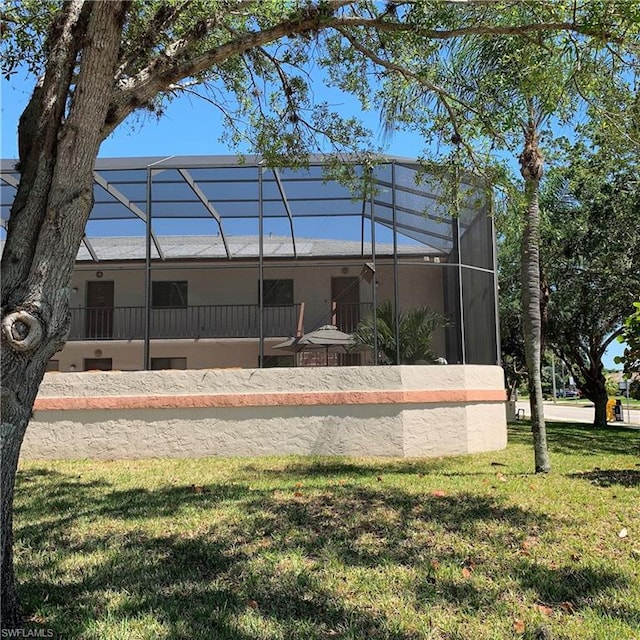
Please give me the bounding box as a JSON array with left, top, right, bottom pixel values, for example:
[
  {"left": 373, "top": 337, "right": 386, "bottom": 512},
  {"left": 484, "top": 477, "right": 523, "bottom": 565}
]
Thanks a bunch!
[{"left": 34, "top": 389, "right": 506, "bottom": 411}]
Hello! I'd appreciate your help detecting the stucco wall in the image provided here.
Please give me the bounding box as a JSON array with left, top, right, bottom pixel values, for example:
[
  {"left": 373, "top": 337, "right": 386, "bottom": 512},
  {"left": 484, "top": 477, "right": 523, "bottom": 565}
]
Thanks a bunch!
[{"left": 22, "top": 365, "right": 507, "bottom": 460}]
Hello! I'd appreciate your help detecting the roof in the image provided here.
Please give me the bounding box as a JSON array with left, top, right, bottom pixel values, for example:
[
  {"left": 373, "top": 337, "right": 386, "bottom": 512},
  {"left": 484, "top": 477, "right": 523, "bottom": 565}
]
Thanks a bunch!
[
  {"left": 0, "top": 234, "right": 437, "bottom": 263},
  {"left": 1, "top": 154, "right": 491, "bottom": 259}
]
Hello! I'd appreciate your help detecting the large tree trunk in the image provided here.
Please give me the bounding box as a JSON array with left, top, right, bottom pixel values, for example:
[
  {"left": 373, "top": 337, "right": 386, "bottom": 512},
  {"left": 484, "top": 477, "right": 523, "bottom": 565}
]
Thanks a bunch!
[
  {"left": 592, "top": 391, "right": 609, "bottom": 429},
  {"left": 0, "top": 2, "right": 126, "bottom": 628},
  {"left": 559, "top": 343, "right": 611, "bottom": 429},
  {"left": 580, "top": 362, "right": 609, "bottom": 428},
  {"left": 519, "top": 118, "right": 551, "bottom": 473}
]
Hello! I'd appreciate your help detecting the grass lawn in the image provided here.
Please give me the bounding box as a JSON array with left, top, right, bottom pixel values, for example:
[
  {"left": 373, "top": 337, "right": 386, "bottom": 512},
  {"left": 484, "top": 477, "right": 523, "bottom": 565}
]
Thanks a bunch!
[{"left": 14, "top": 422, "right": 640, "bottom": 640}]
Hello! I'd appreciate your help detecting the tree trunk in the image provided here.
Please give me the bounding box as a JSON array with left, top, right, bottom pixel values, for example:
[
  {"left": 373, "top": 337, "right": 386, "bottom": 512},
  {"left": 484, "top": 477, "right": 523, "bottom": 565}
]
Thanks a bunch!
[
  {"left": 519, "top": 117, "right": 551, "bottom": 473},
  {"left": 580, "top": 362, "right": 609, "bottom": 428},
  {"left": 0, "top": 2, "right": 126, "bottom": 628},
  {"left": 593, "top": 393, "right": 609, "bottom": 428}
]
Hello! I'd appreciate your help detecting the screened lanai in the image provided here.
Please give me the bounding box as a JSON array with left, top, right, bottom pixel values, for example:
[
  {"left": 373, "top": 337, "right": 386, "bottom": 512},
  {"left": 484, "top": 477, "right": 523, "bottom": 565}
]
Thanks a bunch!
[{"left": 0, "top": 155, "right": 500, "bottom": 369}]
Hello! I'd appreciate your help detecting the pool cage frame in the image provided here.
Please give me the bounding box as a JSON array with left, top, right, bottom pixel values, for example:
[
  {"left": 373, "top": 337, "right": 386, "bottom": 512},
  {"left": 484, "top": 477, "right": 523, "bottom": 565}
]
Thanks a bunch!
[{"left": 1, "top": 154, "right": 501, "bottom": 370}]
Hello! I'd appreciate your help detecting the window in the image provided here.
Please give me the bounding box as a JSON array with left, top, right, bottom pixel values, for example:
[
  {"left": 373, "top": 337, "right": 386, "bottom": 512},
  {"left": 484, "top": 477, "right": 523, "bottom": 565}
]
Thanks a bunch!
[
  {"left": 151, "top": 357, "right": 187, "bottom": 370},
  {"left": 152, "top": 281, "right": 188, "bottom": 308},
  {"left": 84, "top": 358, "right": 112, "bottom": 371},
  {"left": 262, "top": 355, "right": 294, "bottom": 368},
  {"left": 261, "top": 279, "right": 293, "bottom": 306}
]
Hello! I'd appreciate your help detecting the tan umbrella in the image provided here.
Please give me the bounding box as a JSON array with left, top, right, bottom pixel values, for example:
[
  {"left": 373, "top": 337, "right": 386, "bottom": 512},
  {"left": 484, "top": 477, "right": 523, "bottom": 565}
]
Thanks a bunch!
[{"left": 273, "top": 325, "right": 358, "bottom": 365}]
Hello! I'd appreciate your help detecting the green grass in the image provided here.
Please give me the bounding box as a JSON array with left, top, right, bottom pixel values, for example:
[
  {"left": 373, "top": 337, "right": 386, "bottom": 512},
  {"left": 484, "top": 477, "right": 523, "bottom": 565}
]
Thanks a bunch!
[{"left": 14, "top": 422, "right": 640, "bottom": 640}]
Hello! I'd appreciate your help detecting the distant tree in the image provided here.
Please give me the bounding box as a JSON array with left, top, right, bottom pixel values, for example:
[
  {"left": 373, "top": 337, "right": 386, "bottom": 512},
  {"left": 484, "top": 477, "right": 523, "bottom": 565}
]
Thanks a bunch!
[
  {"left": 615, "top": 302, "right": 640, "bottom": 378},
  {"left": 353, "top": 301, "right": 447, "bottom": 365},
  {"left": 538, "top": 140, "right": 640, "bottom": 427}
]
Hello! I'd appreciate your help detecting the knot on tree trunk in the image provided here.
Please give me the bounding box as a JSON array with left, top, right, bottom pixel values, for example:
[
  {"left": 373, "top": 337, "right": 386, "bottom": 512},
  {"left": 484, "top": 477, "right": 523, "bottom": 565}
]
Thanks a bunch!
[
  {"left": 519, "top": 141, "right": 544, "bottom": 181},
  {"left": 2, "top": 310, "right": 43, "bottom": 352},
  {"left": 519, "top": 121, "right": 544, "bottom": 181}
]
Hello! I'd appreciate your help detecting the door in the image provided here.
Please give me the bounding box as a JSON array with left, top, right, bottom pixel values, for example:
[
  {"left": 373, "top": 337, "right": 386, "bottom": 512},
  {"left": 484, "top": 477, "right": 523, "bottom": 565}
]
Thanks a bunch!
[
  {"left": 331, "top": 277, "right": 360, "bottom": 333},
  {"left": 86, "top": 281, "right": 114, "bottom": 339}
]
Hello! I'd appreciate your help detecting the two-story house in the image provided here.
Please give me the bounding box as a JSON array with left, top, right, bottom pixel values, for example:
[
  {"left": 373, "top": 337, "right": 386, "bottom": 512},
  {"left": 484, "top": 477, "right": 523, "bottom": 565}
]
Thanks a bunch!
[{"left": 1, "top": 155, "right": 499, "bottom": 372}]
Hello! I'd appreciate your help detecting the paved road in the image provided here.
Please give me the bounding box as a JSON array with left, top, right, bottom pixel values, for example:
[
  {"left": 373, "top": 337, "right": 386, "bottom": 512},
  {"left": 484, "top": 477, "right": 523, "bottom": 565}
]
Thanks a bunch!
[{"left": 515, "top": 401, "right": 640, "bottom": 427}]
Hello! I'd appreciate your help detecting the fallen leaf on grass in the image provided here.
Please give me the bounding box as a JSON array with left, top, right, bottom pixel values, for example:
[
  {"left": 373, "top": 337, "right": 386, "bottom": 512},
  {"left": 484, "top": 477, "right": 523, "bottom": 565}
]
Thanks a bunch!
[
  {"left": 513, "top": 619, "right": 526, "bottom": 634},
  {"left": 521, "top": 536, "right": 538, "bottom": 550},
  {"left": 536, "top": 604, "right": 554, "bottom": 617},
  {"left": 430, "top": 490, "right": 446, "bottom": 498},
  {"left": 461, "top": 566, "right": 473, "bottom": 579},
  {"left": 191, "top": 484, "right": 210, "bottom": 494},
  {"left": 430, "top": 559, "right": 441, "bottom": 570},
  {"left": 247, "top": 600, "right": 259, "bottom": 609},
  {"left": 618, "top": 528, "right": 629, "bottom": 539},
  {"left": 497, "top": 473, "right": 508, "bottom": 482},
  {"left": 294, "top": 491, "right": 303, "bottom": 497},
  {"left": 560, "top": 601, "right": 576, "bottom": 614}
]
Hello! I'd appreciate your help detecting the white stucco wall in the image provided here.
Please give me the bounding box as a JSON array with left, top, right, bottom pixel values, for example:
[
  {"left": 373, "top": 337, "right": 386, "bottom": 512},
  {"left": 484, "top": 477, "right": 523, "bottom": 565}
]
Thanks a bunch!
[{"left": 22, "top": 365, "right": 507, "bottom": 460}]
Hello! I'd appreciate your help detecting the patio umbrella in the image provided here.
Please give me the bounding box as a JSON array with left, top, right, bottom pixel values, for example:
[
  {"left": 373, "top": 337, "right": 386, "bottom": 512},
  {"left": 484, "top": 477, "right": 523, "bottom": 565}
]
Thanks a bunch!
[{"left": 273, "top": 324, "right": 358, "bottom": 365}]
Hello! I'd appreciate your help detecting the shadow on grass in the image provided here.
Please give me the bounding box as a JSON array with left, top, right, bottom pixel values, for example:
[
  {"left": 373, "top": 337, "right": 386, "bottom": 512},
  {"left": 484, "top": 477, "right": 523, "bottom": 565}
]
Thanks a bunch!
[
  {"left": 508, "top": 421, "right": 640, "bottom": 457},
  {"left": 517, "top": 562, "right": 627, "bottom": 602},
  {"left": 242, "top": 456, "right": 451, "bottom": 481},
  {"left": 568, "top": 469, "right": 640, "bottom": 488},
  {"left": 13, "top": 463, "right": 637, "bottom": 640}
]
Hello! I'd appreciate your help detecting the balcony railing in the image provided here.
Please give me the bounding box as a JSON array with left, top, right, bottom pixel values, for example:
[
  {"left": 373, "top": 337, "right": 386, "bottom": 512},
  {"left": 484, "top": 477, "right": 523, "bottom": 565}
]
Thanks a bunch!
[
  {"left": 68, "top": 304, "right": 303, "bottom": 341},
  {"left": 331, "top": 302, "right": 373, "bottom": 334}
]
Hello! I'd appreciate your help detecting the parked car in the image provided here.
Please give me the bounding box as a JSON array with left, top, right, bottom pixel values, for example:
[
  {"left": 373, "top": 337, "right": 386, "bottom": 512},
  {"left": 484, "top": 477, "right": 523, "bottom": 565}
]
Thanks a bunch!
[{"left": 556, "top": 389, "right": 580, "bottom": 398}]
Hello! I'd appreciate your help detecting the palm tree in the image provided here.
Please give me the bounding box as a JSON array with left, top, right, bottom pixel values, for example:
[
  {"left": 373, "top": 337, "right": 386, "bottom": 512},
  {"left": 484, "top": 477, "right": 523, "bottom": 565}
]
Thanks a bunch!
[
  {"left": 353, "top": 301, "right": 447, "bottom": 365},
  {"left": 519, "top": 112, "right": 550, "bottom": 471}
]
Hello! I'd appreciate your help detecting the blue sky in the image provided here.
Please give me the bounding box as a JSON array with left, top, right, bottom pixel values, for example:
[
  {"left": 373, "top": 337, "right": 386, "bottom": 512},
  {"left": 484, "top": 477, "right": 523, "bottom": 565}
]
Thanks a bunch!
[
  {"left": 2, "top": 70, "right": 420, "bottom": 158},
  {"left": 1, "top": 71, "right": 626, "bottom": 369}
]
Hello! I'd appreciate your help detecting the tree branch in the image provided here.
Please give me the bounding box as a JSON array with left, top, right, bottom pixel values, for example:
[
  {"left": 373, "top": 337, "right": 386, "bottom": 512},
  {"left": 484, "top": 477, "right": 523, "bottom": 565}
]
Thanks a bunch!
[
  {"left": 115, "top": 0, "right": 192, "bottom": 79},
  {"left": 333, "top": 25, "right": 482, "bottom": 164},
  {"left": 596, "top": 326, "right": 626, "bottom": 360},
  {"left": 332, "top": 17, "right": 620, "bottom": 42},
  {"left": 103, "top": 1, "right": 352, "bottom": 136},
  {"left": 166, "top": 82, "right": 253, "bottom": 147}
]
